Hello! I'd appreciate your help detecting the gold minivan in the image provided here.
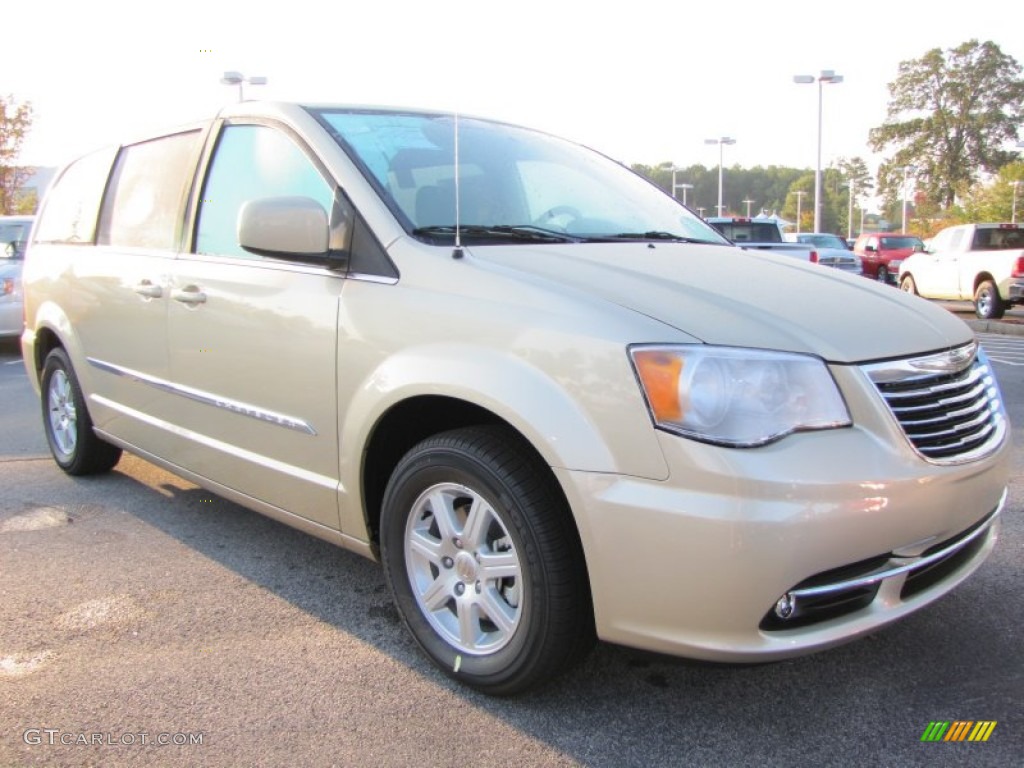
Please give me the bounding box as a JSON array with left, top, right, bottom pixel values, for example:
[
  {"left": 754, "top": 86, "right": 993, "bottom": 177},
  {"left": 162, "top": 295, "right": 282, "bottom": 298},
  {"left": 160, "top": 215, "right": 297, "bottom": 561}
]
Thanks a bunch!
[{"left": 21, "top": 102, "right": 1011, "bottom": 695}]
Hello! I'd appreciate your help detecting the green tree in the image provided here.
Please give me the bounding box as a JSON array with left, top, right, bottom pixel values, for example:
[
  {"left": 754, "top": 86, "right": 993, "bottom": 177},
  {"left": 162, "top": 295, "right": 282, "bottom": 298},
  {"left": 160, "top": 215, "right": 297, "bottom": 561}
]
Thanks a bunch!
[
  {"left": 781, "top": 173, "right": 814, "bottom": 231},
  {"left": 869, "top": 40, "right": 1024, "bottom": 211},
  {"left": 962, "top": 161, "right": 1024, "bottom": 223},
  {"left": 0, "top": 95, "right": 34, "bottom": 215}
]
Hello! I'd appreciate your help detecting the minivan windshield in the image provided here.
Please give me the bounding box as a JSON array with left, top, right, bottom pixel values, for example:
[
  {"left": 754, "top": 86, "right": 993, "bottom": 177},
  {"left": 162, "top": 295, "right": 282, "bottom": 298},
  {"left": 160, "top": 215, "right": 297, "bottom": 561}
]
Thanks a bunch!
[{"left": 310, "top": 109, "right": 728, "bottom": 246}]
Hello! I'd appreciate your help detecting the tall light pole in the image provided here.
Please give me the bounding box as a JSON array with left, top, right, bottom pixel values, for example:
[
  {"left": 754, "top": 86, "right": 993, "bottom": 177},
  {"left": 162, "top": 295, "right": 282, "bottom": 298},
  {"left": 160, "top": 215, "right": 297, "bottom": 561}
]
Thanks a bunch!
[
  {"left": 794, "top": 190, "right": 806, "bottom": 233},
  {"left": 794, "top": 70, "right": 843, "bottom": 233},
  {"left": 704, "top": 137, "right": 736, "bottom": 216},
  {"left": 901, "top": 165, "right": 916, "bottom": 232},
  {"left": 1012, "top": 181, "right": 1022, "bottom": 225},
  {"left": 846, "top": 181, "right": 856, "bottom": 240},
  {"left": 220, "top": 71, "right": 268, "bottom": 101}
]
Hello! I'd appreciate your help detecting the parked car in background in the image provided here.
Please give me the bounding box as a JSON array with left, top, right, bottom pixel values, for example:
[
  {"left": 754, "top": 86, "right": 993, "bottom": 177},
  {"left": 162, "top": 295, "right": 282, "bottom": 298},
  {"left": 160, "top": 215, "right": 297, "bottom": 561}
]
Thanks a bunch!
[
  {"left": 0, "top": 215, "right": 34, "bottom": 338},
  {"left": 20, "top": 102, "right": 1011, "bottom": 695},
  {"left": 899, "top": 222, "right": 1024, "bottom": 319},
  {"left": 853, "top": 233, "right": 924, "bottom": 285},
  {"left": 783, "top": 232, "right": 863, "bottom": 275}
]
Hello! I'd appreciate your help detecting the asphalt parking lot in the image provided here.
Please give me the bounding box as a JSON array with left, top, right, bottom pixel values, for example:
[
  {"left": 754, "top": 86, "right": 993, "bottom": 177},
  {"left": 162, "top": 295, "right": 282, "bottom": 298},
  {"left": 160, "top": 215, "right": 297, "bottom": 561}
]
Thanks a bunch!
[{"left": 1, "top": 322, "right": 1022, "bottom": 767}]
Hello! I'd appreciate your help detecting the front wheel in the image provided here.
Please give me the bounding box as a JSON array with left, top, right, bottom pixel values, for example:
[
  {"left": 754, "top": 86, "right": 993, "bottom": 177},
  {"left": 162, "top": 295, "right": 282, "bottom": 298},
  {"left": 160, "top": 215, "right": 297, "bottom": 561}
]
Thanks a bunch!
[
  {"left": 380, "top": 426, "right": 593, "bottom": 695},
  {"left": 974, "top": 280, "right": 1006, "bottom": 320},
  {"left": 900, "top": 274, "right": 917, "bottom": 295},
  {"left": 876, "top": 265, "right": 889, "bottom": 284},
  {"left": 41, "top": 348, "right": 122, "bottom": 475}
]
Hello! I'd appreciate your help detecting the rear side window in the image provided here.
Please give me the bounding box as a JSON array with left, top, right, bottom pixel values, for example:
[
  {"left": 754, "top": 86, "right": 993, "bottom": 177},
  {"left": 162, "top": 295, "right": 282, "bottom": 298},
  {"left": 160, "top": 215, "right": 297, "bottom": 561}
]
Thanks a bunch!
[
  {"left": 98, "top": 130, "right": 202, "bottom": 250},
  {"left": 33, "top": 147, "right": 117, "bottom": 244}
]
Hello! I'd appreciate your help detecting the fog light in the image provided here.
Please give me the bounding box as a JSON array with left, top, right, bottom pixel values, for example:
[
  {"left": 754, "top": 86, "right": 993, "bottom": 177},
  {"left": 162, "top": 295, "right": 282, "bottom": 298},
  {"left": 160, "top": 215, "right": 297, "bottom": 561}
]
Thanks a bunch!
[{"left": 774, "top": 593, "right": 796, "bottom": 620}]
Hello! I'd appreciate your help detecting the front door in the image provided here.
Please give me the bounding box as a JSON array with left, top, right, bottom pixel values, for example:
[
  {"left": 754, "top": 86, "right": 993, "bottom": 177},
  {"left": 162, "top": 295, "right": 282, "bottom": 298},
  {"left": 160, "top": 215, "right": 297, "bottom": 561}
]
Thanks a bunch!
[{"left": 164, "top": 122, "right": 343, "bottom": 529}]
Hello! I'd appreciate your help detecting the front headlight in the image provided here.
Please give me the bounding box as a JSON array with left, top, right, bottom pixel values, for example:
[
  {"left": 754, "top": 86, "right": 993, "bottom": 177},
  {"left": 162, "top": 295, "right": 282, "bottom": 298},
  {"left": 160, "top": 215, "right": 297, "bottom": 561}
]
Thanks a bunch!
[{"left": 629, "top": 345, "right": 851, "bottom": 447}]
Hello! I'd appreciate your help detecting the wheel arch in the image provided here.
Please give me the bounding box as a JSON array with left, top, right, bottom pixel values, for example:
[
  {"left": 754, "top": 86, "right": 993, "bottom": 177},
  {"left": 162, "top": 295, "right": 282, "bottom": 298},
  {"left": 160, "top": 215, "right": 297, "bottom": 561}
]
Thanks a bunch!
[
  {"left": 973, "top": 271, "right": 1000, "bottom": 295},
  {"left": 361, "top": 395, "right": 507, "bottom": 544}
]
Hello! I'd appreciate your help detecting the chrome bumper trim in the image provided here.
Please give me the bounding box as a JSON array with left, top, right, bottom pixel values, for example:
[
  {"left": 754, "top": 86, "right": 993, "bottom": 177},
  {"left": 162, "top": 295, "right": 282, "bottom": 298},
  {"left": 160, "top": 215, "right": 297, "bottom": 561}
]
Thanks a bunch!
[{"left": 790, "top": 488, "right": 1006, "bottom": 600}]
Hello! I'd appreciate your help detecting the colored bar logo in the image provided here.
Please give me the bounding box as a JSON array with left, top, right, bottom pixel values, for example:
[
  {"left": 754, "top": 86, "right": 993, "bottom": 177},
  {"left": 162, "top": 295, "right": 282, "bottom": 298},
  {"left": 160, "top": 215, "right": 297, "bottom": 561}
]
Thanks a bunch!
[{"left": 920, "top": 721, "right": 997, "bottom": 742}]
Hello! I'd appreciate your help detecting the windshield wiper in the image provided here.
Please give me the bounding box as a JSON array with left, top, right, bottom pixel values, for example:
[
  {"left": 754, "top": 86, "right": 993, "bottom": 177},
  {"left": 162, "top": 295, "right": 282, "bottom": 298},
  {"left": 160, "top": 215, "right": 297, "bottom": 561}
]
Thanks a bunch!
[
  {"left": 598, "top": 231, "right": 725, "bottom": 244},
  {"left": 412, "top": 224, "right": 581, "bottom": 243}
]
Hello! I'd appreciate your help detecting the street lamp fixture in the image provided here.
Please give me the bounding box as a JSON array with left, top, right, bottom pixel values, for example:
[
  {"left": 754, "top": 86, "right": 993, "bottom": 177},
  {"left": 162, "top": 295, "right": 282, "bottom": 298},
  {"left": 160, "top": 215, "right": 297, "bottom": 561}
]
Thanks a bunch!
[
  {"left": 704, "top": 137, "right": 736, "bottom": 216},
  {"left": 793, "top": 70, "right": 843, "bottom": 233},
  {"left": 671, "top": 168, "right": 694, "bottom": 205},
  {"left": 742, "top": 199, "right": 755, "bottom": 217},
  {"left": 221, "top": 71, "right": 268, "bottom": 102}
]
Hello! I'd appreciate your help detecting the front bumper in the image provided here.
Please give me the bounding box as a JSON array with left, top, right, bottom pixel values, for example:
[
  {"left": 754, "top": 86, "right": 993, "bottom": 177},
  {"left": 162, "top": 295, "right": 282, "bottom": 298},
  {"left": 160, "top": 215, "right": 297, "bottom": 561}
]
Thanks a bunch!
[{"left": 557, "top": 365, "right": 1010, "bottom": 662}]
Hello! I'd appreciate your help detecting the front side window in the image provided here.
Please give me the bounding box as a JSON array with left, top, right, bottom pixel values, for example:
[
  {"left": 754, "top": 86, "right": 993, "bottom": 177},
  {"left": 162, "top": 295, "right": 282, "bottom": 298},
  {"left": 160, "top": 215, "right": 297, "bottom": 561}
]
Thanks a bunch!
[
  {"left": 311, "top": 109, "right": 727, "bottom": 246},
  {"left": 196, "top": 124, "right": 334, "bottom": 258},
  {"left": 98, "top": 131, "right": 202, "bottom": 250}
]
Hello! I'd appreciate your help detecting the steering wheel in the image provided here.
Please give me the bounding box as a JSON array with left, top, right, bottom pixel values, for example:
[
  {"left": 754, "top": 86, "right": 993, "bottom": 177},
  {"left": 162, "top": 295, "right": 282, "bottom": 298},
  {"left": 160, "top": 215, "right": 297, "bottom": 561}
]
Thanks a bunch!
[{"left": 533, "top": 205, "right": 582, "bottom": 229}]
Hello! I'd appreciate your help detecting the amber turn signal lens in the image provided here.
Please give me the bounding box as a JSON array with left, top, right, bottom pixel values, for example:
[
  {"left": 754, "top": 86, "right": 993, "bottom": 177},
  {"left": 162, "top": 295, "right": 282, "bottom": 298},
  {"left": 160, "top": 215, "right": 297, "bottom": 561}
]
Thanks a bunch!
[{"left": 632, "top": 350, "right": 683, "bottom": 422}]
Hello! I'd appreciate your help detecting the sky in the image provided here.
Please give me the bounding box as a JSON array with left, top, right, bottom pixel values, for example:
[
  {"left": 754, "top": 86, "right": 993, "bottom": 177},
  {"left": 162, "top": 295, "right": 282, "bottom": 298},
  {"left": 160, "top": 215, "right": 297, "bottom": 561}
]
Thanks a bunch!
[{"left": 7, "top": 0, "right": 1024, "bottom": 184}]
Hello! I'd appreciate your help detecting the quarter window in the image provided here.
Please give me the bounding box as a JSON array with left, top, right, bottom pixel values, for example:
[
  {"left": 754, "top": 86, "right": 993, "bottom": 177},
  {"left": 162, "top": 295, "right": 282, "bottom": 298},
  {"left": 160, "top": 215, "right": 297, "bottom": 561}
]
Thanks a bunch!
[
  {"left": 98, "top": 131, "right": 202, "bottom": 250},
  {"left": 195, "top": 125, "right": 334, "bottom": 258},
  {"left": 33, "top": 147, "right": 118, "bottom": 245}
]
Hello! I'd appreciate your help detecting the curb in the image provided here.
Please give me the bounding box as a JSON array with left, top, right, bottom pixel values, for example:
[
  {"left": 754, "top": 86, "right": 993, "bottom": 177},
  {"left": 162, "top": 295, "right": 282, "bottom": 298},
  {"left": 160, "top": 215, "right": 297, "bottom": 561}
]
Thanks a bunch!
[{"left": 961, "top": 319, "right": 1024, "bottom": 336}]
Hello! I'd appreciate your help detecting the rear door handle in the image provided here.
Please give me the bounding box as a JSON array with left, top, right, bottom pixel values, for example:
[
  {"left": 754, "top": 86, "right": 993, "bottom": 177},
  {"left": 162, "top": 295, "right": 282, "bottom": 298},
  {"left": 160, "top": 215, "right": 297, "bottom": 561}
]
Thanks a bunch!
[
  {"left": 133, "top": 280, "right": 163, "bottom": 299},
  {"left": 171, "top": 286, "right": 207, "bottom": 305}
]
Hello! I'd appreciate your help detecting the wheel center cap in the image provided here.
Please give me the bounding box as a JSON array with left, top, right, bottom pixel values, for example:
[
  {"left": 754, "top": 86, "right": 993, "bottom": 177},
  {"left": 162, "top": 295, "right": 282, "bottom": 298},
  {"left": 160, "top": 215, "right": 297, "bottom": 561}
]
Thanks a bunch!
[{"left": 454, "top": 551, "right": 478, "bottom": 581}]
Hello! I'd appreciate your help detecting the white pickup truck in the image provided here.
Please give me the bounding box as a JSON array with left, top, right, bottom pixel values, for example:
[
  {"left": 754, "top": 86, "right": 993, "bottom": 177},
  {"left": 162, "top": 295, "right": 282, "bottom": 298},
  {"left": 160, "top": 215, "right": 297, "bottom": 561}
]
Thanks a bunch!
[{"left": 898, "top": 223, "right": 1024, "bottom": 319}]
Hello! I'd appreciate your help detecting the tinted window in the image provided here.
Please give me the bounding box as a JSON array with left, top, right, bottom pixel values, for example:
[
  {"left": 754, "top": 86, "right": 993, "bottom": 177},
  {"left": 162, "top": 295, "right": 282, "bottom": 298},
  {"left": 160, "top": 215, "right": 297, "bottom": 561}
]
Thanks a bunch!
[
  {"left": 33, "top": 147, "right": 117, "bottom": 245},
  {"left": 196, "top": 125, "right": 334, "bottom": 258},
  {"left": 879, "top": 236, "right": 922, "bottom": 250},
  {"left": 98, "top": 131, "right": 202, "bottom": 249}
]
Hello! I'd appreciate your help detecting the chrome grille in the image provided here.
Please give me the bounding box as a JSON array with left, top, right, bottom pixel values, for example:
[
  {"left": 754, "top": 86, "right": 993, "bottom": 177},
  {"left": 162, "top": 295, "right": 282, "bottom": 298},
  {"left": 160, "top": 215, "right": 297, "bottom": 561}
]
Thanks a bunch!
[{"left": 864, "top": 343, "right": 1007, "bottom": 464}]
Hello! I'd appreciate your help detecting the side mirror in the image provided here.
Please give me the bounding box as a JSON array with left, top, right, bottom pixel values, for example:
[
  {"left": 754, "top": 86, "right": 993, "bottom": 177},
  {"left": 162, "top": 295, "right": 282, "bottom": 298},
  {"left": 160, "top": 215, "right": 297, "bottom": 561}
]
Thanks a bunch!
[
  {"left": 913, "top": 243, "right": 925, "bottom": 252},
  {"left": 3, "top": 240, "right": 24, "bottom": 259},
  {"left": 238, "top": 196, "right": 330, "bottom": 260},
  {"left": 864, "top": 244, "right": 877, "bottom": 253}
]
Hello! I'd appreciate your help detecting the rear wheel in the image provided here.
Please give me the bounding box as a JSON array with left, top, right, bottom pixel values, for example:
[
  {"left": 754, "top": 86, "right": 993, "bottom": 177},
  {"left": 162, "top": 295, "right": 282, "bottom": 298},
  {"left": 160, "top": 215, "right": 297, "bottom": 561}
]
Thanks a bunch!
[
  {"left": 974, "top": 280, "right": 1006, "bottom": 320},
  {"left": 380, "top": 425, "right": 593, "bottom": 695},
  {"left": 899, "top": 274, "right": 917, "bottom": 295},
  {"left": 41, "top": 348, "right": 122, "bottom": 475}
]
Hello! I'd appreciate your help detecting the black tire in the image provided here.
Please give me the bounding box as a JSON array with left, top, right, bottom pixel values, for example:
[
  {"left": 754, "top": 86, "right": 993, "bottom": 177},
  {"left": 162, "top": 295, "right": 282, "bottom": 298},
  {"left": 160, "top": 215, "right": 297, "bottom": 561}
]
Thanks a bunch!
[
  {"left": 380, "top": 425, "right": 593, "bottom": 695},
  {"left": 974, "top": 280, "right": 1006, "bottom": 320},
  {"left": 40, "top": 348, "right": 122, "bottom": 475},
  {"left": 900, "top": 274, "right": 917, "bottom": 295},
  {"left": 876, "top": 265, "right": 889, "bottom": 284}
]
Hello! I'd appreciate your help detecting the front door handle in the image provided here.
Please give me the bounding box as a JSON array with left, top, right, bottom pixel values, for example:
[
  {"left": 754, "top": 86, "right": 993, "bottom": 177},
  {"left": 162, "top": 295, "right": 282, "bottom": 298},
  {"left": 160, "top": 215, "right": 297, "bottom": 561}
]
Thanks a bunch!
[
  {"left": 133, "top": 280, "right": 163, "bottom": 299},
  {"left": 171, "top": 286, "right": 207, "bottom": 305}
]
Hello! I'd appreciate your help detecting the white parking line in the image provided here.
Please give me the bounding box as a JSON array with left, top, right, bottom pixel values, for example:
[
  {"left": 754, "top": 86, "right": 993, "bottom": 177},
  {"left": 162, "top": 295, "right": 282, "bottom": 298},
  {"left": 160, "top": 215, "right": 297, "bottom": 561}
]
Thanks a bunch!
[{"left": 978, "top": 333, "right": 1024, "bottom": 366}]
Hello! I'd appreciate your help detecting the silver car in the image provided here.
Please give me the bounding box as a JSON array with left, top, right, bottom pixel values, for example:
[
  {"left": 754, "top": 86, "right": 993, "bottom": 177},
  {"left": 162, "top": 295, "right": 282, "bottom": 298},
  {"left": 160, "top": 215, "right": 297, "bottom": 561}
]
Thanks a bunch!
[
  {"left": 20, "top": 103, "right": 1010, "bottom": 695},
  {"left": 0, "top": 215, "right": 34, "bottom": 338},
  {"left": 784, "top": 232, "right": 864, "bottom": 274}
]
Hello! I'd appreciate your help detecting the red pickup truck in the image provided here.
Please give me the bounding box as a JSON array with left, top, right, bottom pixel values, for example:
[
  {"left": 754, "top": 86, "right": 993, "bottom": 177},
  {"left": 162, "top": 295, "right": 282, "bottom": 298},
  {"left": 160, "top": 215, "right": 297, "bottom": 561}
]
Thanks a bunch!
[{"left": 853, "top": 233, "right": 924, "bottom": 284}]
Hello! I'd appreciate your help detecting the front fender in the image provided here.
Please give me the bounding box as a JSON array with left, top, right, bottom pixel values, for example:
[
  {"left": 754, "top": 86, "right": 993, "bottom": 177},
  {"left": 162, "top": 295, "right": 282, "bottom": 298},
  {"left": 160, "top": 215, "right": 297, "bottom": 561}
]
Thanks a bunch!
[{"left": 339, "top": 341, "right": 669, "bottom": 479}]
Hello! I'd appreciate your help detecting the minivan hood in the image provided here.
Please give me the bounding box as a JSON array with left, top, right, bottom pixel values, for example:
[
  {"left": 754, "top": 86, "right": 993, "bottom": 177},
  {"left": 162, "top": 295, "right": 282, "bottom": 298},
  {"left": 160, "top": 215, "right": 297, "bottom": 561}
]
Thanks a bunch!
[{"left": 470, "top": 242, "right": 972, "bottom": 363}]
